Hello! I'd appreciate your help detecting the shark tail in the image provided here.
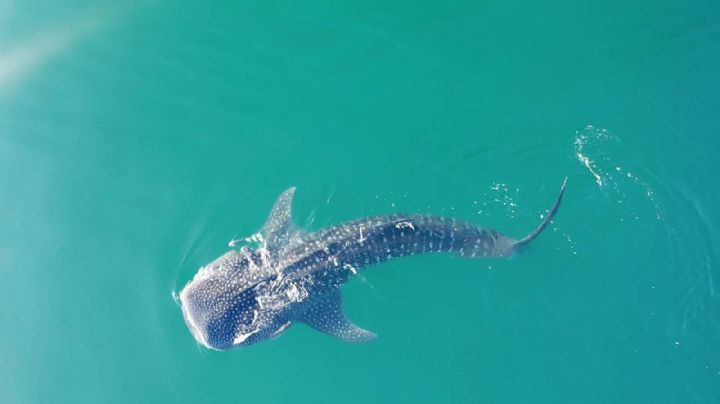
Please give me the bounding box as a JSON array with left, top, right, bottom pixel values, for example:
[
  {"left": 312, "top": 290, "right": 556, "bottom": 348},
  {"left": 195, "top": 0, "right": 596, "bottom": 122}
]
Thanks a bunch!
[{"left": 513, "top": 177, "right": 567, "bottom": 250}]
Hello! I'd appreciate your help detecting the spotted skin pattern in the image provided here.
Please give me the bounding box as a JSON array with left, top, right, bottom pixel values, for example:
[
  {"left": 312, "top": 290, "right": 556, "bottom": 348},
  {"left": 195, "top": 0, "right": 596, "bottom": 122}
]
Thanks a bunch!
[{"left": 180, "top": 181, "right": 566, "bottom": 351}]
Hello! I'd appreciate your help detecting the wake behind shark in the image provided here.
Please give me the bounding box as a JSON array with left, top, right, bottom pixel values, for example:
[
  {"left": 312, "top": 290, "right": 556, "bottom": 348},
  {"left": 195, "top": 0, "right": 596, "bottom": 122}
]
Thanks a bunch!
[{"left": 179, "top": 179, "right": 567, "bottom": 350}]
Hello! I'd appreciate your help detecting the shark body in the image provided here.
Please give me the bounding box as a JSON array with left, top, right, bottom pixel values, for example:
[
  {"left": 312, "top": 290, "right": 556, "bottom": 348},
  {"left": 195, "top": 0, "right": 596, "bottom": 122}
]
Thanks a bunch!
[{"left": 179, "top": 179, "right": 567, "bottom": 350}]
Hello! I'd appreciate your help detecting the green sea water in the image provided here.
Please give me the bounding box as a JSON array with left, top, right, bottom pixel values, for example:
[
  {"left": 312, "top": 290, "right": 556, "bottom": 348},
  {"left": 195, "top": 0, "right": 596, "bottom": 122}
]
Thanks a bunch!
[{"left": 2, "top": 1, "right": 719, "bottom": 403}]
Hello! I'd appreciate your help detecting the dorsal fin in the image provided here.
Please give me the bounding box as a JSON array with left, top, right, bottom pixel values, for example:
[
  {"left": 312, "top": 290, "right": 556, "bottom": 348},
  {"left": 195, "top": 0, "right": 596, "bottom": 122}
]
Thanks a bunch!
[
  {"left": 259, "top": 187, "right": 308, "bottom": 258},
  {"left": 298, "top": 288, "right": 376, "bottom": 342},
  {"left": 261, "top": 187, "right": 296, "bottom": 235}
]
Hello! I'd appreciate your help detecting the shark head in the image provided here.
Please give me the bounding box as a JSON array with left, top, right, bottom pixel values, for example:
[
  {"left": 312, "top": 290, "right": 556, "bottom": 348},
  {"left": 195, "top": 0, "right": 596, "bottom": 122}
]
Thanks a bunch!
[
  {"left": 178, "top": 249, "right": 292, "bottom": 351},
  {"left": 179, "top": 187, "right": 344, "bottom": 350}
]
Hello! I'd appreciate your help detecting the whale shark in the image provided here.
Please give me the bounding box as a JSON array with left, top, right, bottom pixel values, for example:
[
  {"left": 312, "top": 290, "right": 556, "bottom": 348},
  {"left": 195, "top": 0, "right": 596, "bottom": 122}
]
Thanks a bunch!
[{"left": 179, "top": 178, "right": 567, "bottom": 350}]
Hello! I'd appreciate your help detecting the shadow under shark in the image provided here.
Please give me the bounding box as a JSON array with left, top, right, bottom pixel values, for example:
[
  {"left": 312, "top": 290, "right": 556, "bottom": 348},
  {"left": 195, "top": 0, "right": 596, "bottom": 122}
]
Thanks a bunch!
[{"left": 179, "top": 179, "right": 567, "bottom": 350}]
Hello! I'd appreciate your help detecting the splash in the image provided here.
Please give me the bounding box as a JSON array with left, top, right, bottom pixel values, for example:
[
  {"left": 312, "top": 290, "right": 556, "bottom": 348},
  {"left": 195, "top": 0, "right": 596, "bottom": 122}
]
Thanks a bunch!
[
  {"left": 573, "top": 126, "right": 615, "bottom": 187},
  {"left": 573, "top": 125, "right": 665, "bottom": 222},
  {"left": 473, "top": 182, "right": 521, "bottom": 219}
]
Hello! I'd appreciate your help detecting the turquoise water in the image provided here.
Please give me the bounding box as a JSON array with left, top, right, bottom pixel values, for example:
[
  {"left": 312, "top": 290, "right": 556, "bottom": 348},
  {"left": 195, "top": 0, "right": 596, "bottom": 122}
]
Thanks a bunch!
[{"left": 2, "top": 1, "right": 719, "bottom": 402}]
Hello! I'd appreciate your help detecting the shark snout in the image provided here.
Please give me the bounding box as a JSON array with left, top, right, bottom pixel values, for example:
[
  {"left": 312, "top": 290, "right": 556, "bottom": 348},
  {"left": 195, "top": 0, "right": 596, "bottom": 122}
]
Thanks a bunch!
[{"left": 179, "top": 288, "right": 213, "bottom": 349}]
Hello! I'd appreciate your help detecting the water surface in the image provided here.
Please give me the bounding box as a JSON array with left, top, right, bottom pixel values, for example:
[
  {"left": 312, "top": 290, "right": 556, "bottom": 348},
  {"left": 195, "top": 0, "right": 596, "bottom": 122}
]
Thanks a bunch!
[{"left": 1, "top": 1, "right": 719, "bottom": 402}]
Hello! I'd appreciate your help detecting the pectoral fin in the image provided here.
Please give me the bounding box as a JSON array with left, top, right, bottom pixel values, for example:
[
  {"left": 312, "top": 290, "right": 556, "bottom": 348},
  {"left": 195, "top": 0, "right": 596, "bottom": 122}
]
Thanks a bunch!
[{"left": 298, "top": 289, "right": 376, "bottom": 343}]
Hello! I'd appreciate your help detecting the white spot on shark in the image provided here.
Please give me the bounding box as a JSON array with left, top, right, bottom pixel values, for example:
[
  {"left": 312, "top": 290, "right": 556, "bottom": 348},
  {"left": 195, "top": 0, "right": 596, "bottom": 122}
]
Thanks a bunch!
[
  {"left": 395, "top": 220, "right": 415, "bottom": 230},
  {"left": 343, "top": 263, "right": 357, "bottom": 275}
]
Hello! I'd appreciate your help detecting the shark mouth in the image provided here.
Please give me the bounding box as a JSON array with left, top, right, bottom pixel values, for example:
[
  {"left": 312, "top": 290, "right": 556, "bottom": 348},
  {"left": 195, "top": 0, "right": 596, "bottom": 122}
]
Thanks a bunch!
[{"left": 179, "top": 290, "right": 212, "bottom": 349}]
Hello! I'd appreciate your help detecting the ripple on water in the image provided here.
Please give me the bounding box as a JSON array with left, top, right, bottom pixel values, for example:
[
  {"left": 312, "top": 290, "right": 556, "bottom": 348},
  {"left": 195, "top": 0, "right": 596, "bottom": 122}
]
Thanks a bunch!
[
  {"left": 573, "top": 125, "right": 666, "bottom": 225},
  {"left": 573, "top": 124, "right": 719, "bottom": 377}
]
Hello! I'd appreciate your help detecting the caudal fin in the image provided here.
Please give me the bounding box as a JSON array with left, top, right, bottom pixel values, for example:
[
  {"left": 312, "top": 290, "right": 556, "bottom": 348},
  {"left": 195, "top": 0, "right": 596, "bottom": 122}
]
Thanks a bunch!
[{"left": 513, "top": 177, "right": 567, "bottom": 250}]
